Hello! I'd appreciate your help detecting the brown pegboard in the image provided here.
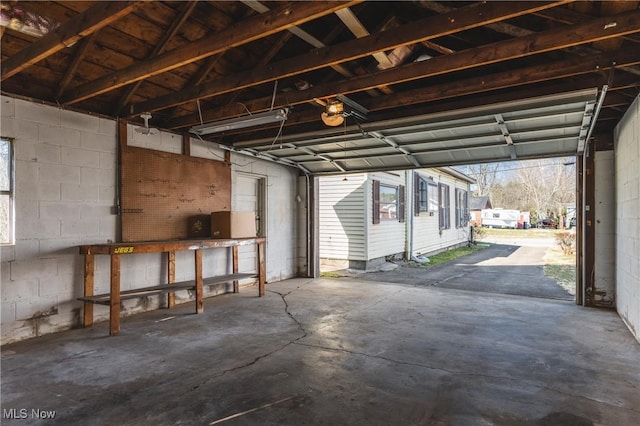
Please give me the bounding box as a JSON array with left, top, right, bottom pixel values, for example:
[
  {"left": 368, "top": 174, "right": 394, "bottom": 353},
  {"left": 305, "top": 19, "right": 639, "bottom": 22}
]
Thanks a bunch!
[{"left": 121, "top": 146, "right": 231, "bottom": 242}]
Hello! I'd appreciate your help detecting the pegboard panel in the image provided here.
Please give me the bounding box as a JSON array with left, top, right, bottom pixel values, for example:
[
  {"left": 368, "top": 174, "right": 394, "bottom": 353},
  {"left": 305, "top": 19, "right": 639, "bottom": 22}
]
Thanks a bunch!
[{"left": 121, "top": 146, "right": 231, "bottom": 242}]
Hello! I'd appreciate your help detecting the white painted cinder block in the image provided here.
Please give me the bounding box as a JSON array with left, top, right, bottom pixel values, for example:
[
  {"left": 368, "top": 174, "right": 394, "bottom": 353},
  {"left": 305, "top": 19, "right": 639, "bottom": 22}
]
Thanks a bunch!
[
  {"left": 60, "top": 218, "right": 101, "bottom": 237},
  {"left": 2, "top": 279, "right": 39, "bottom": 302},
  {"left": 61, "top": 109, "right": 100, "bottom": 133},
  {"left": 3, "top": 97, "right": 301, "bottom": 343},
  {"left": 98, "top": 117, "right": 117, "bottom": 136},
  {"left": 99, "top": 152, "right": 116, "bottom": 169},
  {"left": 10, "top": 258, "right": 58, "bottom": 281},
  {"left": 16, "top": 180, "right": 60, "bottom": 202},
  {"left": 61, "top": 183, "right": 101, "bottom": 202},
  {"left": 1, "top": 302, "right": 16, "bottom": 324},
  {"left": 38, "top": 273, "right": 73, "bottom": 297},
  {"left": 39, "top": 163, "right": 81, "bottom": 184},
  {"left": 15, "top": 199, "right": 39, "bottom": 221},
  {"left": 35, "top": 143, "right": 61, "bottom": 164},
  {"left": 1, "top": 96, "right": 15, "bottom": 117},
  {"left": 38, "top": 124, "right": 81, "bottom": 147},
  {"left": 81, "top": 168, "right": 114, "bottom": 185},
  {"left": 16, "top": 100, "right": 60, "bottom": 126},
  {"left": 61, "top": 147, "right": 101, "bottom": 168},
  {"left": 14, "top": 238, "right": 40, "bottom": 260},
  {"left": 39, "top": 201, "right": 81, "bottom": 220},
  {"left": 1, "top": 246, "right": 15, "bottom": 262},
  {"left": 40, "top": 237, "right": 82, "bottom": 256},
  {"left": 81, "top": 131, "right": 116, "bottom": 153},
  {"left": 16, "top": 219, "right": 61, "bottom": 239},
  {"left": 615, "top": 94, "right": 640, "bottom": 343},
  {"left": 15, "top": 295, "right": 59, "bottom": 321}
]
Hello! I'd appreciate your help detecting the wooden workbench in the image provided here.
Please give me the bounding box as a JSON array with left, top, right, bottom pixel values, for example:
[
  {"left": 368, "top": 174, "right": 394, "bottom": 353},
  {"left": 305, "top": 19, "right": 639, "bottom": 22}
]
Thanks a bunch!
[{"left": 78, "top": 237, "right": 266, "bottom": 336}]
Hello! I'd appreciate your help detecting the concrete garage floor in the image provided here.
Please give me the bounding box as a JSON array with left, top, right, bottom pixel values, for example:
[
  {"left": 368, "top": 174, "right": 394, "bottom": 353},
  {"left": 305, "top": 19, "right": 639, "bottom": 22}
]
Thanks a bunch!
[{"left": 2, "top": 276, "right": 639, "bottom": 425}]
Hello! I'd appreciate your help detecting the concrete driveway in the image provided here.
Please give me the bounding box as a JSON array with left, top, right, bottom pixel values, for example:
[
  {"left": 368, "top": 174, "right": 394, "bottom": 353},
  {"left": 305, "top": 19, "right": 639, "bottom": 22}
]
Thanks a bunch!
[{"left": 358, "top": 243, "right": 574, "bottom": 301}]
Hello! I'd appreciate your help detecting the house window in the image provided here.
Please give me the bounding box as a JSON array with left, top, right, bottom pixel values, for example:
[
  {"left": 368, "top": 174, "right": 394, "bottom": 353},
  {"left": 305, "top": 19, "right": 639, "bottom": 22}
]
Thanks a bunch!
[
  {"left": 455, "top": 188, "right": 469, "bottom": 228},
  {"left": 438, "top": 183, "right": 450, "bottom": 230},
  {"left": 1, "top": 138, "right": 15, "bottom": 245},
  {"left": 373, "top": 180, "right": 405, "bottom": 224},
  {"left": 414, "top": 174, "right": 438, "bottom": 214}
]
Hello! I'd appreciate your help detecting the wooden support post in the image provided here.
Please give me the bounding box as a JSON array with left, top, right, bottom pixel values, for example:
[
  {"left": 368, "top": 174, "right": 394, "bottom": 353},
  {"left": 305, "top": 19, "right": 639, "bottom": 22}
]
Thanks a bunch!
[
  {"left": 257, "top": 241, "right": 266, "bottom": 297},
  {"left": 83, "top": 253, "right": 95, "bottom": 327},
  {"left": 167, "top": 251, "right": 176, "bottom": 308},
  {"left": 194, "top": 249, "right": 203, "bottom": 313},
  {"left": 110, "top": 254, "right": 121, "bottom": 336},
  {"left": 232, "top": 245, "right": 239, "bottom": 293}
]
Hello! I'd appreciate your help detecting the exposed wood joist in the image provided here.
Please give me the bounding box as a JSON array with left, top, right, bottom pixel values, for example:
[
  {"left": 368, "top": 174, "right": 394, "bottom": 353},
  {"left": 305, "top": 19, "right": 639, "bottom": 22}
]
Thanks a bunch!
[
  {"left": 168, "top": 10, "right": 640, "bottom": 131},
  {"left": 157, "top": 1, "right": 569, "bottom": 126},
  {"left": 55, "top": 33, "right": 97, "bottom": 99},
  {"left": 113, "top": 0, "right": 199, "bottom": 115},
  {"left": 242, "top": 0, "right": 357, "bottom": 82},
  {"left": 1, "top": 1, "right": 146, "bottom": 81},
  {"left": 61, "top": 1, "right": 362, "bottom": 105}
]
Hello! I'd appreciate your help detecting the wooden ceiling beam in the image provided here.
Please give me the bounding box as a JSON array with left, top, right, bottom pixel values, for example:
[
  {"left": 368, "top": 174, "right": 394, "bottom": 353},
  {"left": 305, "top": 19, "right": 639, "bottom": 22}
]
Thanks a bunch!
[
  {"left": 55, "top": 33, "right": 97, "bottom": 100},
  {"left": 1, "top": 1, "right": 146, "bottom": 81},
  {"left": 216, "top": 48, "right": 640, "bottom": 139},
  {"left": 136, "top": 0, "right": 568, "bottom": 117},
  {"left": 61, "top": 1, "right": 361, "bottom": 105},
  {"left": 114, "top": 0, "right": 198, "bottom": 115},
  {"left": 167, "top": 9, "right": 640, "bottom": 130}
]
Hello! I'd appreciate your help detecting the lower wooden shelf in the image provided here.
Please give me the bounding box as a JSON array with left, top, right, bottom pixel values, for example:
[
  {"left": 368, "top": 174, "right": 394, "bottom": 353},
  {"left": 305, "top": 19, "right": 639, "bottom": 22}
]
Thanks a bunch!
[
  {"left": 77, "top": 273, "right": 257, "bottom": 306},
  {"left": 80, "top": 237, "right": 266, "bottom": 336}
]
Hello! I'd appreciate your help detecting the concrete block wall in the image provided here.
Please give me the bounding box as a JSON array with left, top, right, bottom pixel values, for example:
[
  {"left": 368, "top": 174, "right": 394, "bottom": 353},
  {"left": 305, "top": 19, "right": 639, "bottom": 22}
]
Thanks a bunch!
[
  {"left": 1, "top": 97, "right": 301, "bottom": 344},
  {"left": 593, "top": 151, "right": 616, "bottom": 307},
  {"left": 614, "top": 94, "right": 640, "bottom": 342},
  {"left": 1, "top": 96, "right": 118, "bottom": 343}
]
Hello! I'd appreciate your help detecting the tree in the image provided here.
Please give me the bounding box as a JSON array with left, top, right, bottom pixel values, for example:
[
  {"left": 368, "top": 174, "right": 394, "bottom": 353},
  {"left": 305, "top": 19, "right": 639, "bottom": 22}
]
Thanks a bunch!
[{"left": 465, "top": 163, "right": 501, "bottom": 196}]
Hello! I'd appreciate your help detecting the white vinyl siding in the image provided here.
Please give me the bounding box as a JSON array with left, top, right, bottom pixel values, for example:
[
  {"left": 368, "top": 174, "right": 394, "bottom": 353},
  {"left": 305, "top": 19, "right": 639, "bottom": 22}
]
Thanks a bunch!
[
  {"left": 412, "top": 171, "right": 470, "bottom": 256},
  {"left": 368, "top": 172, "right": 406, "bottom": 259},
  {"left": 319, "top": 175, "right": 367, "bottom": 261}
]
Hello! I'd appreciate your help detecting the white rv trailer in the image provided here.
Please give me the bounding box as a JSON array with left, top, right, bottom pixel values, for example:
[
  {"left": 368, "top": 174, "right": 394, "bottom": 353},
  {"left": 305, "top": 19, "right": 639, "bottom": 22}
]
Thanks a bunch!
[{"left": 481, "top": 208, "right": 520, "bottom": 229}]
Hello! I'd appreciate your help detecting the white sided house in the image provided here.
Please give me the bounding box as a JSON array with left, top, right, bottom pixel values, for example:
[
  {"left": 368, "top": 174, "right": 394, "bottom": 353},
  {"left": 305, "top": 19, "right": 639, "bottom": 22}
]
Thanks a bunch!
[{"left": 319, "top": 168, "right": 474, "bottom": 270}]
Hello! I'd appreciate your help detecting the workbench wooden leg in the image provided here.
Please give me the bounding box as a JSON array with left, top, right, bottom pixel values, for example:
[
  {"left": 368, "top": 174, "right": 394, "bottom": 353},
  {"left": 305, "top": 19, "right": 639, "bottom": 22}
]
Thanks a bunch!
[
  {"left": 257, "top": 242, "right": 265, "bottom": 297},
  {"left": 195, "top": 249, "right": 203, "bottom": 313},
  {"left": 232, "top": 246, "right": 239, "bottom": 293},
  {"left": 83, "top": 254, "right": 94, "bottom": 327},
  {"left": 167, "top": 251, "right": 176, "bottom": 308},
  {"left": 110, "top": 254, "right": 121, "bottom": 336}
]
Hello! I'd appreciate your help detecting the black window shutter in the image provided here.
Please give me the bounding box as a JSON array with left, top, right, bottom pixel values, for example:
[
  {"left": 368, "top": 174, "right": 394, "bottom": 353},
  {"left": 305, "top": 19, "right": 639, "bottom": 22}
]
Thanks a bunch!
[
  {"left": 398, "top": 185, "right": 405, "bottom": 223},
  {"left": 372, "top": 179, "right": 380, "bottom": 224},
  {"left": 414, "top": 173, "right": 420, "bottom": 216}
]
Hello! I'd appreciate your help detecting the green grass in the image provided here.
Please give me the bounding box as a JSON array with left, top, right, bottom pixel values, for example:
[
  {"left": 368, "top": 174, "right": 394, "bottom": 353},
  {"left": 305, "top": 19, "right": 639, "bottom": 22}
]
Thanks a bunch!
[
  {"left": 419, "top": 245, "right": 487, "bottom": 268},
  {"left": 320, "top": 271, "right": 344, "bottom": 278},
  {"left": 543, "top": 245, "right": 576, "bottom": 295}
]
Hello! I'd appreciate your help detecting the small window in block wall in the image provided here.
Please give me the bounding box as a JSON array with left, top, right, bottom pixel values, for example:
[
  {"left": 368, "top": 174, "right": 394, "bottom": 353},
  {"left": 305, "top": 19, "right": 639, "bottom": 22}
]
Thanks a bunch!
[{"left": 1, "top": 138, "right": 15, "bottom": 245}]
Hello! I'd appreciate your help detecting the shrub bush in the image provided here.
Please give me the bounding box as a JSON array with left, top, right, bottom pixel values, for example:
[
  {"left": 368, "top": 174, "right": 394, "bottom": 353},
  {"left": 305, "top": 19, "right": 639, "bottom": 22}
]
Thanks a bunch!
[
  {"left": 555, "top": 231, "right": 576, "bottom": 255},
  {"left": 472, "top": 225, "right": 486, "bottom": 241}
]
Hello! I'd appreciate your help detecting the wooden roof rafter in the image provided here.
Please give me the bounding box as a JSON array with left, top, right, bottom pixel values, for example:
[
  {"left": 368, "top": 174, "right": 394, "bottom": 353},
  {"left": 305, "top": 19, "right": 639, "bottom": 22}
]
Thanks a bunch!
[
  {"left": 1, "top": 1, "right": 146, "bottom": 81},
  {"left": 60, "top": 1, "right": 363, "bottom": 105},
  {"left": 165, "top": 8, "right": 640, "bottom": 130},
  {"left": 135, "top": 0, "right": 568, "bottom": 119}
]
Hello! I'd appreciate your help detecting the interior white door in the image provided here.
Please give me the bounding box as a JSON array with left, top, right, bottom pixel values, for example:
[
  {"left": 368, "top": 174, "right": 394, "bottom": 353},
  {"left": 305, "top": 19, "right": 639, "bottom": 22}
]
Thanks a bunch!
[{"left": 235, "top": 175, "right": 264, "bottom": 276}]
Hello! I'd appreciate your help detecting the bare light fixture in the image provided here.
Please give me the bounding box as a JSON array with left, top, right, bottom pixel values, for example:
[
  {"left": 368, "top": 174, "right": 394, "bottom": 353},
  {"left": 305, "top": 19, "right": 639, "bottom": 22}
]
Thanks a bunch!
[
  {"left": 189, "top": 108, "right": 289, "bottom": 136},
  {"left": 134, "top": 112, "right": 159, "bottom": 135},
  {"left": 321, "top": 100, "right": 344, "bottom": 127},
  {"left": 321, "top": 94, "right": 368, "bottom": 127}
]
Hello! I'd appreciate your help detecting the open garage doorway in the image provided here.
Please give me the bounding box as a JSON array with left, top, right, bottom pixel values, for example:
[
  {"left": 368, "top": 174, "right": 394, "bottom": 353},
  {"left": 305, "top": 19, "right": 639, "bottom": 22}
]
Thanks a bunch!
[{"left": 316, "top": 158, "right": 580, "bottom": 304}]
